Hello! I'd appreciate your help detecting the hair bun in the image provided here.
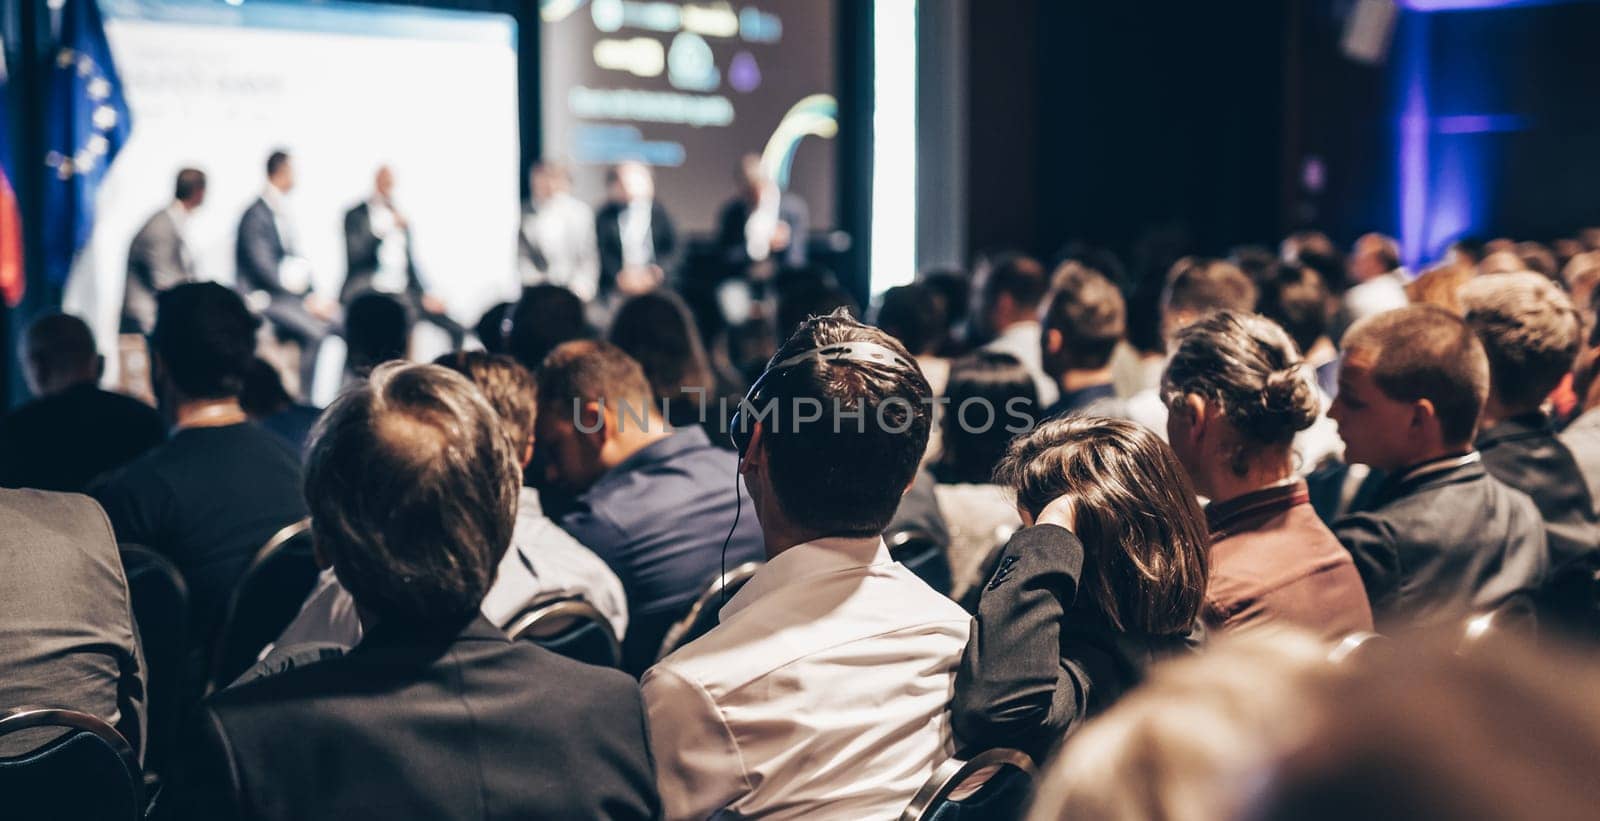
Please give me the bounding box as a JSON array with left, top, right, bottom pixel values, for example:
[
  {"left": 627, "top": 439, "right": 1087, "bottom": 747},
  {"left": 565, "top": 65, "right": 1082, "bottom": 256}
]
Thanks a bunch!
[{"left": 1258, "top": 365, "right": 1319, "bottom": 435}]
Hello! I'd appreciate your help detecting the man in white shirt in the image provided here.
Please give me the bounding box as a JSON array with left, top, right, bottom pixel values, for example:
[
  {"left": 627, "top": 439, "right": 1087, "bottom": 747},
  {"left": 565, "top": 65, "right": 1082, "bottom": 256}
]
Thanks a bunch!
[
  {"left": 1341, "top": 232, "right": 1410, "bottom": 327},
  {"left": 976, "top": 255, "right": 1057, "bottom": 406},
  {"left": 341, "top": 166, "right": 465, "bottom": 348},
  {"left": 269, "top": 352, "right": 627, "bottom": 653},
  {"left": 518, "top": 161, "right": 600, "bottom": 301},
  {"left": 643, "top": 311, "right": 970, "bottom": 820}
]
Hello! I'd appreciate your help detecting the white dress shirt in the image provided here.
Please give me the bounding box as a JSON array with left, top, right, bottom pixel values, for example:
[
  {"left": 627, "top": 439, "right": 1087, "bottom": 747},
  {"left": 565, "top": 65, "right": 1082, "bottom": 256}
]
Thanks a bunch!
[
  {"left": 982, "top": 320, "right": 1059, "bottom": 407},
  {"left": 642, "top": 536, "right": 971, "bottom": 820},
  {"left": 269, "top": 488, "right": 629, "bottom": 652},
  {"left": 262, "top": 186, "right": 312, "bottom": 294},
  {"left": 1343, "top": 269, "right": 1410, "bottom": 323},
  {"left": 366, "top": 198, "right": 410, "bottom": 295},
  {"left": 620, "top": 199, "right": 655, "bottom": 269},
  {"left": 520, "top": 191, "right": 600, "bottom": 300}
]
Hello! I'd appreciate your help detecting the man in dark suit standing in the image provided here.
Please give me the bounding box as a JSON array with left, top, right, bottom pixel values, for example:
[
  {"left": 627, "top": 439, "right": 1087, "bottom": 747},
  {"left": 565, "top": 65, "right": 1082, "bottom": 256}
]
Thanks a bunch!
[
  {"left": 714, "top": 153, "right": 808, "bottom": 277},
  {"left": 595, "top": 160, "right": 678, "bottom": 303},
  {"left": 121, "top": 168, "right": 204, "bottom": 334},
  {"left": 236, "top": 149, "right": 336, "bottom": 397},
  {"left": 172, "top": 362, "right": 659, "bottom": 821},
  {"left": 340, "top": 165, "right": 463, "bottom": 348}
]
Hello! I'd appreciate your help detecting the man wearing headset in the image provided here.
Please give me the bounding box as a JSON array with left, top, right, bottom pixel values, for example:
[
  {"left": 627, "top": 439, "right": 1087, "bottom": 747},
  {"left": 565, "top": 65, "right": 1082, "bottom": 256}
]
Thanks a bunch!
[{"left": 642, "top": 309, "right": 972, "bottom": 820}]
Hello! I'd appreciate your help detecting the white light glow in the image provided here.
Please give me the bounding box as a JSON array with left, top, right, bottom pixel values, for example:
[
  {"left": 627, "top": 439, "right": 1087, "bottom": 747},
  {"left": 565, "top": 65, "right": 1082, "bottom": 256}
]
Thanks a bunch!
[{"left": 870, "top": 0, "right": 917, "bottom": 296}]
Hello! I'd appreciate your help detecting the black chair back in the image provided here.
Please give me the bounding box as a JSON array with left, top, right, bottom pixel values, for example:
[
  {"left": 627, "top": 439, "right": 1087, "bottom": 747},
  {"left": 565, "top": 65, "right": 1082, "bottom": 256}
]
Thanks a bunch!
[
  {"left": 506, "top": 597, "right": 623, "bottom": 669},
  {"left": 900, "top": 748, "right": 1036, "bottom": 821},
  {"left": 656, "top": 561, "right": 763, "bottom": 661},
  {"left": 118, "top": 544, "right": 188, "bottom": 778},
  {"left": 888, "top": 529, "right": 953, "bottom": 598},
  {"left": 209, "top": 519, "right": 319, "bottom": 693},
  {"left": 0, "top": 707, "right": 143, "bottom": 821}
]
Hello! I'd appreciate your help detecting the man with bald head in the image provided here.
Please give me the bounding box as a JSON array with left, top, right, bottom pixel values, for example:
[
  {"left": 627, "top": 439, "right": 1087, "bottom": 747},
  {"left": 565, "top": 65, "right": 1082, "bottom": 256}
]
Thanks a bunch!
[
  {"left": 0, "top": 313, "right": 163, "bottom": 491},
  {"left": 1328, "top": 305, "right": 1548, "bottom": 630},
  {"left": 341, "top": 165, "right": 463, "bottom": 347}
]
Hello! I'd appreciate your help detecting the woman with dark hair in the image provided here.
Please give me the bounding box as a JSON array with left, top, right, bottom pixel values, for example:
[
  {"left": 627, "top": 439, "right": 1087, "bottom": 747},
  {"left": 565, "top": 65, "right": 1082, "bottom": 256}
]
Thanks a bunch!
[
  {"left": 951, "top": 416, "right": 1208, "bottom": 761},
  {"left": 607, "top": 289, "right": 715, "bottom": 430},
  {"left": 931, "top": 351, "right": 1037, "bottom": 600},
  {"left": 1162, "top": 311, "right": 1372, "bottom": 639}
]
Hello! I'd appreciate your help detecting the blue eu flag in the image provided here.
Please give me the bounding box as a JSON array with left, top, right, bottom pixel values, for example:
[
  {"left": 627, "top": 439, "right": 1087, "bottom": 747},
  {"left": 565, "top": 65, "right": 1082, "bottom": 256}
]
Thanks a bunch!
[{"left": 42, "top": 0, "right": 131, "bottom": 288}]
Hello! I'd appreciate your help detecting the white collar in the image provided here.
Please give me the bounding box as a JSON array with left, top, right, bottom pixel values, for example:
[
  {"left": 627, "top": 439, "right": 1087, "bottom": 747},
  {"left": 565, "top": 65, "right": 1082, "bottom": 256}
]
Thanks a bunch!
[
  {"left": 262, "top": 185, "right": 287, "bottom": 211},
  {"left": 721, "top": 535, "right": 889, "bottom": 620}
]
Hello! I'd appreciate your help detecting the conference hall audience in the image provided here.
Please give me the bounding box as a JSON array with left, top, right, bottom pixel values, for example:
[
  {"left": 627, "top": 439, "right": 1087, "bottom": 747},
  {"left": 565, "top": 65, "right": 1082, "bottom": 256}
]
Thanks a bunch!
[
  {"left": 1340, "top": 232, "right": 1409, "bottom": 328},
  {"left": 0, "top": 313, "right": 164, "bottom": 492},
  {"left": 1565, "top": 308, "right": 1600, "bottom": 516},
  {"left": 1329, "top": 305, "right": 1548, "bottom": 630},
  {"left": 608, "top": 289, "right": 718, "bottom": 431},
  {"left": 272, "top": 351, "right": 628, "bottom": 651},
  {"left": 643, "top": 311, "right": 970, "bottom": 819},
  {"left": 93, "top": 283, "right": 308, "bottom": 649},
  {"left": 952, "top": 416, "right": 1208, "bottom": 763},
  {"left": 172, "top": 362, "right": 658, "bottom": 820},
  {"left": 1458, "top": 273, "right": 1600, "bottom": 627},
  {"left": 506, "top": 283, "right": 591, "bottom": 374},
  {"left": 875, "top": 281, "right": 951, "bottom": 396},
  {"left": 536, "top": 339, "right": 764, "bottom": 673},
  {"left": 930, "top": 351, "right": 1035, "bottom": 602},
  {"left": 0, "top": 488, "right": 145, "bottom": 761},
  {"left": 975, "top": 254, "right": 1057, "bottom": 406},
  {"left": 1162, "top": 311, "right": 1372, "bottom": 638},
  {"left": 1255, "top": 260, "right": 1339, "bottom": 397},
  {"left": 341, "top": 290, "right": 410, "bottom": 382},
  {"left": 1039, "top": 261, "right": 1127, "bottom": 419},
  {"left": 239, "top": 356, "right": 321, "bottom": 457}
]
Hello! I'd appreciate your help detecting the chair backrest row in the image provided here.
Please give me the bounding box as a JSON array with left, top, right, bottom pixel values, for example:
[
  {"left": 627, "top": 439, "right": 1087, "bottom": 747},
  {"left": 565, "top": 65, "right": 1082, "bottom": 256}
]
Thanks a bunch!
[
  {"left": 656, "top": 561, "right": 764, "bottom": 662},
  {"left": 209, "top": 518, "right": 320, "bottom": 694},
  {"left": 901, "top": 747, "right": 1036, "bottom": 821},
  {"left": 506, "top": 597, "right": 624, "bottom": 669},
  {"left": 0, "top": 707, "right": 144, "bottom": 821}
]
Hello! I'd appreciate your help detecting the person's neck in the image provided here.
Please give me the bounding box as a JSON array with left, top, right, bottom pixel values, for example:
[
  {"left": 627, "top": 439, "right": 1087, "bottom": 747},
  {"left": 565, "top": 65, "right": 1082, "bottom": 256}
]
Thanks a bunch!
[
  {"left": 600, "top": 419, "right": 674, "bottom": 470},
  {"left": 1205, "top": 455, "right": 1296, "bottom": 507},
  {"left": 174, "top": 397, "right": 248, "bottom": 430},
  {"left": 1060, "top": 368, "right": 1114, "bottom": 395},
  {"left": 1396, "top": 444, "right": 1474, "bottom": 474},
  {"left": 1480, "top": 397, "right": 1539, "bottom": 430},
  {"left": 762, "top": 522, "right": 841, "bottom": 561}
]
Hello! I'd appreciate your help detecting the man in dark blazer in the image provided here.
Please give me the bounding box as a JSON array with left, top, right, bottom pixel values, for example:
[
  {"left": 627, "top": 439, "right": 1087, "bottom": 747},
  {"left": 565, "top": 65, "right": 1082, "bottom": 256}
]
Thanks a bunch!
[
  {"left": 1460, "top": 273, "right": 1600, "bottom": 631},
  {"left": 595, "top": 160, "right": 679, "bottom": 301},
  {"left": 121, "top": 168, "right": 204, "bottom": 334},
  {"left": 0, "top": 488, "right": 146, "bottom": 761},
  {"left": 172, "top": 362, "right": 658, "bottom": 821},
  {"left": 714, "top": 153, "right": 809, "bottom": 280},
  {"left": 236, "top": 149, "right": 336, "bottom": 396},
  {"left": 340, "top": 166, "right": 463, "bottom": 347},
  {"left": 1330, "top": 306, "right": 1549, "bottom": 631}
]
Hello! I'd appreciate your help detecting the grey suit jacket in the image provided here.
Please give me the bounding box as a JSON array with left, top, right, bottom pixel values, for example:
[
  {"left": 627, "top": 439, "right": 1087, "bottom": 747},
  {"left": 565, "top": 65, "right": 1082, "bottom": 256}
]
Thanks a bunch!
[
  {"left": 122, "top": 207, "right": 194, "bottom": 333},
  {"left": 0, "top": 489, "right": 146, "bottom": 761},
  {"left": 235, "top": 198, "right": 298, "bottom": 298}
]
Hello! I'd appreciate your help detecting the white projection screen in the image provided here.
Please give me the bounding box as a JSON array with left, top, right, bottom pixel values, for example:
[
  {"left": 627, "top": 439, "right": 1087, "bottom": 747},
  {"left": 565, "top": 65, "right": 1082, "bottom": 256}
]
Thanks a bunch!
[{"left": 69, "top": 0, "right": 522, "bottom": 363}]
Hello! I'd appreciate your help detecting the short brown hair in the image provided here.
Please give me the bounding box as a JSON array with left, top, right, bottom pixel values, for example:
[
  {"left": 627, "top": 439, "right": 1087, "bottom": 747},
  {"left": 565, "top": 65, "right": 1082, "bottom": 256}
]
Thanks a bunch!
[
  {"left": 305, "top": 363, "right": 520, "bottom": 628},
  {"left": 434, "top": 351, "right": 538, "bottom": 457},
  {"left": 1459, "top": 272, "right": 1582, "bottom": 412},
  {"left": 1042, "top": 262, "right": 1126, "bottom": 374},
  {"left": 1164, "top": 258, "right": 1258, "bottom": 318},
  {"left": 1342, "top": 305, "right": 1490, "bottom": 445},
  {"left": 536, "top": 339, "right": 656, "bottom": 425},
  {"left": 995, "top": 416, "right": 1208, "bottom": 635}
]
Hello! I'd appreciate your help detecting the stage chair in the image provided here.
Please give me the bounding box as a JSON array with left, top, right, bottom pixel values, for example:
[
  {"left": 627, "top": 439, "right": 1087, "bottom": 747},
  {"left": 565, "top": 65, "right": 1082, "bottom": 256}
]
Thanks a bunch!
[
  {"left": 656, "top": 561, "right": 763, "bottom": 662},
  {"left": 0, "top": 707, "right": 144, "bottom": 821},
  {"left": 899, "top": 747, "right": 1036, "bottom": 821},
  {"left": 118, "top": 545, "right": 188, "bottom": 783},
  {"left": 887, "top": 529, "right": 953, "bottom": 598},
  {"left": 208, "top": 519, "right": 319, "bottom": 693},
  {"left": 505, "top": 597, "right": 622, "bottom": 669}
]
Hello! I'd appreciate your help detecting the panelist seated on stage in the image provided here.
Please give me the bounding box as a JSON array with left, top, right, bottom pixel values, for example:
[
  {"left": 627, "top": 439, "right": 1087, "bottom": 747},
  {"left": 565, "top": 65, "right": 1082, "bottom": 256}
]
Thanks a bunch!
[
  {"left": 235, "top": 149, "right": 337, "bottom": 395},
  {"left": 714, "top": 153, "right": 809, "bottom": 278},
  {"left": 595, "top": 160, "right": 679, "bottom": 301},
  {"left": 121, "top": 167, "right": 205, "bottom": 335},
  {"left": 340, "top": 165, "right": 464, "bottom": 347},
  {"left": 519, "top": 161, "right": 600, "bottom": 301}
]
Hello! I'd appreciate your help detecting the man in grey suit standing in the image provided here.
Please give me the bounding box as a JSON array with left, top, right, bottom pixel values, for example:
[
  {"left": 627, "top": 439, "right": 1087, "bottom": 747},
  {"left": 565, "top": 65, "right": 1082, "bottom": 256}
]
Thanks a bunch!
[
  {"left": 0, "top": 488, "right": 146, "bottom": 761},
  {"left": 236, "top": 149, "right": 337, "bottom": 397},
  {"left": 121, "top": 168, "right": 204, "bottom": 335}
]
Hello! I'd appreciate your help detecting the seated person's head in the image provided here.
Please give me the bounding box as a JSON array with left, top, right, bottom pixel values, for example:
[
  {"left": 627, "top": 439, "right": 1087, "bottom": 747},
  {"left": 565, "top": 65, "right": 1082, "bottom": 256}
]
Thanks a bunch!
[
  {"left": 473, "top": 301, "right": 515, "bottom": 355},
  {"left": 977, "top": 254, "right": 1047, "bottom": 338},
  {"left": 304, "top": 362, "right": 519, "bottom": 631},
  {"left": 1330, "top": 305, "right": 1489, "bottom": 471},
  {"left": 1257, "top": 261, "right": 1332, "bottom": 358},
  {"left": 874, "top": 283, "right": 948, "bottom": 358},
  {"left": 933, "top": 351, "right": 1038, "bottom": 485},
  {"left": 534, "top": 339, "right": 661, "bottom": 494},
  {"left": 434, "top": 351, "right": 539, "bottom": 470},
  {"left": 1162, "top": 311, "right": 1320, "bottom": 499},
  {"left": 1348, "top": 232, "right": 1401, "bottom": 282},
  {"left": 1160, "top": 257, "right": 1257, "bottom": 345},
  {"left": 344, "top": 292, "right": 410, "bottom": 376},
  {"left": 608, "top": 290, "right": 713, "bottom": 406},
  {"left": 1029, "top": 630, "right": 1332, "bottom": 821},
  {"left": 1041, "top": 262, "right": 1126, "bottom": 380},
  {"left": 22, "top": 313, "right": 102, "bottom": 397},
  {"left": 738, "top": 309, "right": 931, "bottom": 542},
  {"left": 239, "top": 356, "right": 294, "bottom": 418},
  {"left": 995, "top": 416, "right": 1207, "bottom": 635},
  {"left": 508, "top": 284, "right": 590, "bottom": 373},
  {"left": 917, "top": 267, "right": 971, "bottom": 340},
  {"left": 151, "top": 283, "right": 259, "bottom": 406},
  {"left": 1458, "top": 272, "right": 1582, "bottom": 421}
]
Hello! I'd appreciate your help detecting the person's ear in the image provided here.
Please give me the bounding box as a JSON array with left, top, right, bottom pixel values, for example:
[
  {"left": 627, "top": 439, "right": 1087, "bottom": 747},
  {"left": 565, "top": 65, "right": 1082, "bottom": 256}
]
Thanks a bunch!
[
  {"left": 739, "top": 422, "right": 767, "bottom": 477},
  {"left": 520, "top": 439, "right": 535, "bottom": 470},
  {"left": 1045, "top": 328, "right": 1064, "bottom": 358},
  {"left": 577, "top": 399, "right": 606, "bottom": 442},
  {"left": 1411, "top": 398, "right": 1437, "bottom": 435}
]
